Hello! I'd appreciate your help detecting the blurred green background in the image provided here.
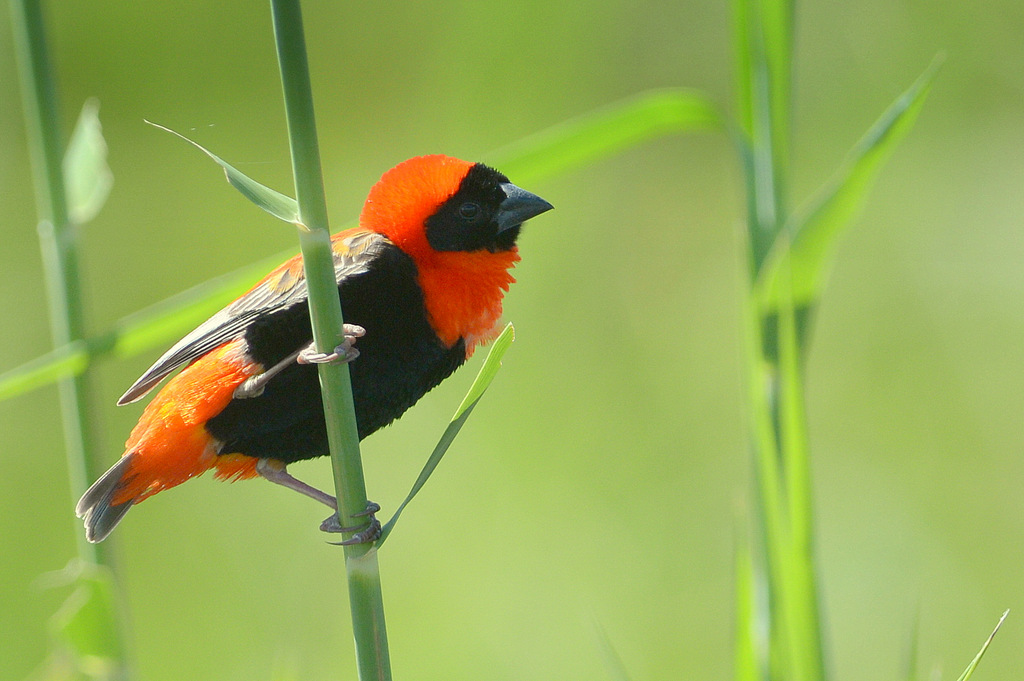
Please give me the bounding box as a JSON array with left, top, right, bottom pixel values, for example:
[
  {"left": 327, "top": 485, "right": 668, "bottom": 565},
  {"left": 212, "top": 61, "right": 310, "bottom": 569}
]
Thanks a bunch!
[{"left": 2, "top": 1, "right": 1023, "bottom": 679}]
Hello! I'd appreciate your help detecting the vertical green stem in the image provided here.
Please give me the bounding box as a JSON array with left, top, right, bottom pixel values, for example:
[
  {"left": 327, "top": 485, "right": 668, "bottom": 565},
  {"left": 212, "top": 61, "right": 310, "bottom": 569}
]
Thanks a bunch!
[
  {"left": 12, "top": 3, "right": 131, "bottom": 679},
  {"left": 10, "top": 0, "right": 103, "bottom": 567},
  {"left": 734, "top": 1, "right": 823, "bottom": 680},
  {"left": 269, "top": 1, "right": 391, "bottom": 679}
]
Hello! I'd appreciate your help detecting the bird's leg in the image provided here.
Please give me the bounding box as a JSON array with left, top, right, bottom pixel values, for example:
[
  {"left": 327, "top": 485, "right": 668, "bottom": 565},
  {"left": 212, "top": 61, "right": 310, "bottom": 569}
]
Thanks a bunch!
[
  {"left": 234, "top": 324, "right": 365, "bottom": 399},
  {"left": 256, "top": 458, "right": 337, "bottom": 508},
  {"left": 256, "top": 459, "right": 381, "bottom": 546},
  {"left": 298, "top": 324, "right": 366, "bottom": 365},
  {"left": 233, "top": 348, "right": 302, "bottom": 399}
]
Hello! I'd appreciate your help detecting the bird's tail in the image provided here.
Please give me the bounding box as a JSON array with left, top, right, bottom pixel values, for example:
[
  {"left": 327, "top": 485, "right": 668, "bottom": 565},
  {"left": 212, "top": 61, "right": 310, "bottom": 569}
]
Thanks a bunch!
[
  {"left": 76, "top": 452, "right": 142, "bottom": 543},
  {"left": 75, "top": 340, "right": 262, "bottom": 542}
]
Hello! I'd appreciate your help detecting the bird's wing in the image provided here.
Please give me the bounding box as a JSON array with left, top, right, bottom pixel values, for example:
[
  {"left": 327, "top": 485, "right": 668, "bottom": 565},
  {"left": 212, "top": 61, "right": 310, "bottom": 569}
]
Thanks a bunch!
[{"left": 117, "top": 228, "right": 387, "bottom": 405}]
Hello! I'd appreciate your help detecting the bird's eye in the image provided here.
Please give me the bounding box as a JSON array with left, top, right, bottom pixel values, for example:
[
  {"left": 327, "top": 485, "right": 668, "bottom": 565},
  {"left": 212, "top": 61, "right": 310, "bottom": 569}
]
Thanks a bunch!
[{"left": 459, "top": 202, "right": 481, "bottom": 220}]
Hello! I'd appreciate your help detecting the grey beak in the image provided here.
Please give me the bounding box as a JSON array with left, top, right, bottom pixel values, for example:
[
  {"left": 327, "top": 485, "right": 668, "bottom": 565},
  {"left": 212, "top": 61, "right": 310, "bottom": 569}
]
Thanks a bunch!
[{"left": 496, "top": 182, "right": 553, "bottom": 233}]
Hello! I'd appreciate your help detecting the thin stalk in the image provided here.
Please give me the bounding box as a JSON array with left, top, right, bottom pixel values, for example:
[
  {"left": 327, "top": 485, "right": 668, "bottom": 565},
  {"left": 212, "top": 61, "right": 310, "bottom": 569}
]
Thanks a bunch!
[
  {"left": 775, "top": 249, "right": 824, "bottom": 681},
  {"left": 269, "top": 2, "right": 392, "bottom": 679},
  {"left": 12, "top": 2, "right": 131, "bottom": 678},
  {"left": 10, "top": 0, "right": 103, "bottom": 568},
  {"left": 735, "top": 1, "right": 825, "bottom": 679}
]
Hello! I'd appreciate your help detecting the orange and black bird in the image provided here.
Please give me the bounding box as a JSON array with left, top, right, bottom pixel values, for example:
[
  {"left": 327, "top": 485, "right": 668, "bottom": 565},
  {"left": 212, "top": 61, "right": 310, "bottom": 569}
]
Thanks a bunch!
[{"left": 76, "top": 155, "right": 552, "bottom": 543}]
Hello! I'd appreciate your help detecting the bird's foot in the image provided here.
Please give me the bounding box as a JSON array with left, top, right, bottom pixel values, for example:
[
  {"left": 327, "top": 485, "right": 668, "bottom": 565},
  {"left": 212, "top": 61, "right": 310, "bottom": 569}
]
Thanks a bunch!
[
  {"left": 298, "top": 324, "right": 366, "bottom": 365},
  {"left": 321, "top": 501, "right": 382, "bottom": 546},
  {"left": 233, "top": 325, "right": 364, "bottom": 399}
]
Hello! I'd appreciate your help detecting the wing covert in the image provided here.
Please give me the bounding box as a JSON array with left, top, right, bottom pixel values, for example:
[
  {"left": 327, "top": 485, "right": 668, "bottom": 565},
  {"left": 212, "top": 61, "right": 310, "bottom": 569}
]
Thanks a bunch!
[{"left": 117, "top": 229, "right": 387, "bottom": 405}]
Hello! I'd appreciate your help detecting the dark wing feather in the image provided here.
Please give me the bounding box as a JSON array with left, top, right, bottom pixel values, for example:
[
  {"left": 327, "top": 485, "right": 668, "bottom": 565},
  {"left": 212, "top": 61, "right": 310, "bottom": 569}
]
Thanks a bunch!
[{"left": 117, "top": 229, "right": 388, "bottom": 405}]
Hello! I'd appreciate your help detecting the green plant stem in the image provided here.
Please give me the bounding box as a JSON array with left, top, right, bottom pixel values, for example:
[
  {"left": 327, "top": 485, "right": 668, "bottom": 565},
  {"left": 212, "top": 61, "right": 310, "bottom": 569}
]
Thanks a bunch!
[
  {"left": 269, "top": 1, "right": 391, "bottom": 679},
  {"left": 10, "top": 0, "right": 103, "bottom": 567},
  {"left": 734, "top": 1, "right": 824, "bottom": 679}
]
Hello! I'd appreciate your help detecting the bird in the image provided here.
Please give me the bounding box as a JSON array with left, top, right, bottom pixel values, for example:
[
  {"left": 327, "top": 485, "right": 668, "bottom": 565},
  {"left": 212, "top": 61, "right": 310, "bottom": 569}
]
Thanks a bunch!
[{"left": 75, "top": 154, "right": 552, "bottom": 543}]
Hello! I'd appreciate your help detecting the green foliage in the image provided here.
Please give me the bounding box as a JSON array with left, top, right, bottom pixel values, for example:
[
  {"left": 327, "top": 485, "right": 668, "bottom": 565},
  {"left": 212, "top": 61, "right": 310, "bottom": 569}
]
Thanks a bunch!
[
  {"left": 954, "top": 611, "right": 1008, "bottom": 681},
  {"left": 63, "top": 99, "right": 112, "bottom": 225},
  {"left": 490, "top": 88, "right": 722, "bottom": 185},
  {"left": 5, "top": 1, "right": 1006, "bottom": 680},
  {"left": 731, "top": 0, "right": 940, "bottom": 676},
  {"left": 146, "top": 120, "right": 301, "bottom": 225},
  {"left": 50, "top": 566, "right": 124, "bottom": 671},
  {"left": 754, "top": 57, "right": 942, "bottom": 316},
  {"left": 0, "top": 251, "right": 283, "bottom": 401},
  {"left": 378, "top": 323, "right": 515, "bottom": 546},
  {"left": 31, "top": 562, "right": 125, "bottom": 681}
]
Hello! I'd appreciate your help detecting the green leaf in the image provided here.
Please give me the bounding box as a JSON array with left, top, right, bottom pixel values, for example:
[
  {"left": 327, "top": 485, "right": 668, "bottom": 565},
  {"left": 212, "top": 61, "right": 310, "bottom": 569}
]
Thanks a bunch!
[
  {"left": 0, "top": 341, "right": 89, "bottom": 402},
  {"left": 733, "top": 0, "right": 794, "bottom": 264},
  {"left": 49, "top": 564, "right": 125, "bottom": 674},
  {"left": 146, "top": 120, "right": 300, "bottom": 225},
  {"left": 376, "top": 323, "right": 514, "bottom": 546},
  {"left": 0, "top": 248, "right": 291, "bottom": 402},
  {"left": 774, "top": 243, "right": 825, "bottom": 680},
  {"left": 755, "top": 56, "right": 942, "bottom": 311},
  {"left": 955, "top": 610, "right": 1008, "bottom": 681},
  {"left": 487, "top": 88, "right": 722, "bottom": 185},
  {"left": 63, "top": 99, "right": 113, "bottom": 225},
  {"left": 902, "top": 608, "right": 921, "bottom": 681},
  {"left": 733, "top": 519, "right": 764, "bottom": 681},
  {"left": 592, "top": 620, "right": 634, "bottom": 681},
  {"left": 734, "top": 0, "right": 793, "bottom": 142}
]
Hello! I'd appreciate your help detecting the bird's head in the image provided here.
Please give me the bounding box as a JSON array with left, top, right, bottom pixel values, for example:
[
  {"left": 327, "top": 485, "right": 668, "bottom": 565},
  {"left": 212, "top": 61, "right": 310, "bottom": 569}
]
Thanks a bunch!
[{"left": 360, "top": 155, "right": 553, "bottom": 259}]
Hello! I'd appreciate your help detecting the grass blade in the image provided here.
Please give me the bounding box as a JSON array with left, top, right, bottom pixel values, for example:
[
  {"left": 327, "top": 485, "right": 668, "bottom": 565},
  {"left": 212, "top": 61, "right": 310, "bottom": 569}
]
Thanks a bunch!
[
  {"left": 51, "top": 566, "right": 124, "bottom": 668},
  {"left": 755, "top": 56, "right": 942, "bottom": 311},
  {"left": 734, "top": 518, "right": 766, "bottom": 681},
  {"left": 146, "top": 120, "right": 300, "bottom": 224},
  {"left": 734, "top": 0, "right": 792, "bottom": 143},
  {"left": 734, "top": 0, "right": 794, "bottom": 265},
  {"left": 775, "top": 242, "right": 825, "bottom": 681},
  {"left": 955, "top": 610, "right": 1008, "bottom": 681},
  {"left": 63, "top": 99, "right": 112, "bottom": 225},
  {"left": 488, "top": 88, "right": 722, "bottom": 185},
  {"left": 593, "top": 620, "right": 634, "bottom": 681},
  {"left": 0, "top": 341, "right": 90, "bottom": 402},
  {"left": 377, "top": 323, "right": 514, "bottom": 546},
  {"left": 0, "top": 247, "right": 292, "bottom": 401}
]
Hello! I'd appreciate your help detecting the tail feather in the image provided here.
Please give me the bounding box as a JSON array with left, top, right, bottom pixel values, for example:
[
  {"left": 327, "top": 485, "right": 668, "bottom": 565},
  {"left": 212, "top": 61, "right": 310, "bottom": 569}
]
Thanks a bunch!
[
  {"left": 76, "top": 453, "right": 139, "bottom": 543},
  {"left": 76, "top": 339, "right": 259, "bottom": 542}
]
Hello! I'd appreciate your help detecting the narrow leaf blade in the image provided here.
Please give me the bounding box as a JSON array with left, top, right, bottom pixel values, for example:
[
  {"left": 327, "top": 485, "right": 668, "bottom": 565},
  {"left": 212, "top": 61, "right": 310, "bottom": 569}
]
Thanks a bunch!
[
  {"left": 774, "top": 241, "right": 826, "bottom": 680},
  {"left": 734, "top": 518, "right": 765, "bottom": 681},
  {"left": 63, "top": 98, "right": 113, "bottom": 224},
  {"left": 146, "top": 120, "right": 300, "bottom": 224},
  {"left": 377, "top": 323, "right": 514, "bottom": 546},
  {"left": 0, "top": 342, "right": 89, "bottom": 401},
  {"left": 50, "top": 565, "right": 124, "bottom": 666},
  {"left": 488, "top": 88, "right": 722, "bottom": 185},
  {"left": 755, "top": 56, "right": 942, "bottom": 310},
  {"left": 955, "top": 610, "right": 1008, "bottom": 681},
  {"left": 0, "top": 247, "right": 294, "bottom": 402}
]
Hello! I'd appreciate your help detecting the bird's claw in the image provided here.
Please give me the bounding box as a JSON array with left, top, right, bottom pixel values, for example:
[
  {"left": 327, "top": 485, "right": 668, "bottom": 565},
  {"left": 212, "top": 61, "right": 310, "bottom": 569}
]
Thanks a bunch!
[
  {"left": 298, "top": 324, "right": 366, "bottom": 365},
  {"left": 321, "top": 500, "right": 382, "bottom": 546},
  {"left": 234, "top": 325, "right": 365, "bottom": 399}
]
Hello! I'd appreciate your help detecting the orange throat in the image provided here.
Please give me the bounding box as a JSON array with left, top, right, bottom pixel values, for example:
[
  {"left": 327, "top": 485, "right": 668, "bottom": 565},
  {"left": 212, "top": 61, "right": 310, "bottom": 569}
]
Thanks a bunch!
[{"left": 416, "top": 247, "right": 519, "bottom": 353}]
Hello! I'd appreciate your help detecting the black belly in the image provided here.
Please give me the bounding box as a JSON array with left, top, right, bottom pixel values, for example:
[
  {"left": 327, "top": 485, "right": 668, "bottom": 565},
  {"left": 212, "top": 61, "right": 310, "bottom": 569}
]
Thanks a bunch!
[{"left": 205, "top": 244, "right": 467, "bottom": 463}]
